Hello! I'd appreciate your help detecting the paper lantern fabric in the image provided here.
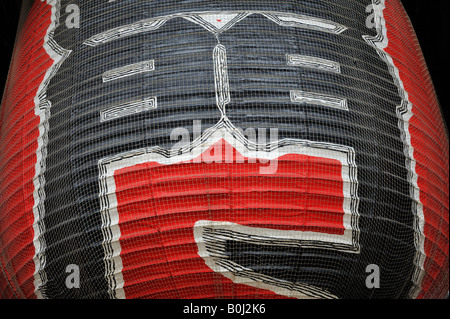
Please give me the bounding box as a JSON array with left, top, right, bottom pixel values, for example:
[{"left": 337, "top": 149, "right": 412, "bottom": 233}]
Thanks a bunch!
[{"left": 0, "top": 0, "right": 448, "bottom": 299}]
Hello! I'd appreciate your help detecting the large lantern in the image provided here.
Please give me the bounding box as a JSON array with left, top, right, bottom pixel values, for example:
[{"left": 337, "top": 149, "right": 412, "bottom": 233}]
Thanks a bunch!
[{"left": 0, "top": 0, "right": 448, "bottom": 299}]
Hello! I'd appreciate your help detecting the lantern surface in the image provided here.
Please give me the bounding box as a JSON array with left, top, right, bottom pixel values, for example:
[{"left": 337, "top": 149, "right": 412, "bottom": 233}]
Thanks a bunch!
[{"left": 0, "top": 0, "right": 448, "bottom": 299}]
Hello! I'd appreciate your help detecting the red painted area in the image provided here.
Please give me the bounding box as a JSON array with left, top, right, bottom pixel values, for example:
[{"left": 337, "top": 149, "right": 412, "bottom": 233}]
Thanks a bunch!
[
  {"left": 385, "top": 0, "right": 449, "bottom": 298},
  {"left": 114, "top": 139, "right": 345, "bottom": 298},
  {"left": 0, "top": 1, "right": 53, "bottom": 298}
]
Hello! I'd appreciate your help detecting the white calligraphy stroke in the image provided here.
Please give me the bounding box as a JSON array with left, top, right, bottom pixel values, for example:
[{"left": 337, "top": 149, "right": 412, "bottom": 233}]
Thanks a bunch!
[
  {"left": 84, "top": 11, "right": 347, "bottom": 47},
  {"left": 102, "top": 60, "right": 155, "bottom": 83},
  {"left": 93, "top": 11, "right": 360, "bottom": 299},
  {"left": 286, "top": 54, "right": 341, "bottom": 73},
  {"left": 363, "top": 0, "right": 425, "bottom": 299},
  {"left": 94, "top": 11, "right": 346, "bottom": 122},
  {"left": 100, "top": 97, "right": 157, "bottom": 122},
  {"left": 33, "top": 0, "right": 72, "bottom": 299}
]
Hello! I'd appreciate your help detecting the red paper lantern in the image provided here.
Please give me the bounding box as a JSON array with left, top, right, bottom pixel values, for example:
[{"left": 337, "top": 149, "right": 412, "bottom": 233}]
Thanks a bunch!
[{"left": 0, "top": 0, "right": 448, "bottom": 299}]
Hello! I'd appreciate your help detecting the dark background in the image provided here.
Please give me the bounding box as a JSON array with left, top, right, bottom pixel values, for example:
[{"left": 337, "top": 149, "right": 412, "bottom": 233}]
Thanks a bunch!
[{"left": 1, "top": 0, "right": 449, "bottom": 130}]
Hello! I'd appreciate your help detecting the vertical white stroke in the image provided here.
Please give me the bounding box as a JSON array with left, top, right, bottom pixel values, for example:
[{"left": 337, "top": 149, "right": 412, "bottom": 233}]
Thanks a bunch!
[
  {"left": 213, "top": 44, "right": 230, "bottom": 114},
  {"left": 32, "top": 0, "right": 71, "bottom": 299},
  {"left": 363, "top": 0, "right": 425, "bottom": 298}
]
